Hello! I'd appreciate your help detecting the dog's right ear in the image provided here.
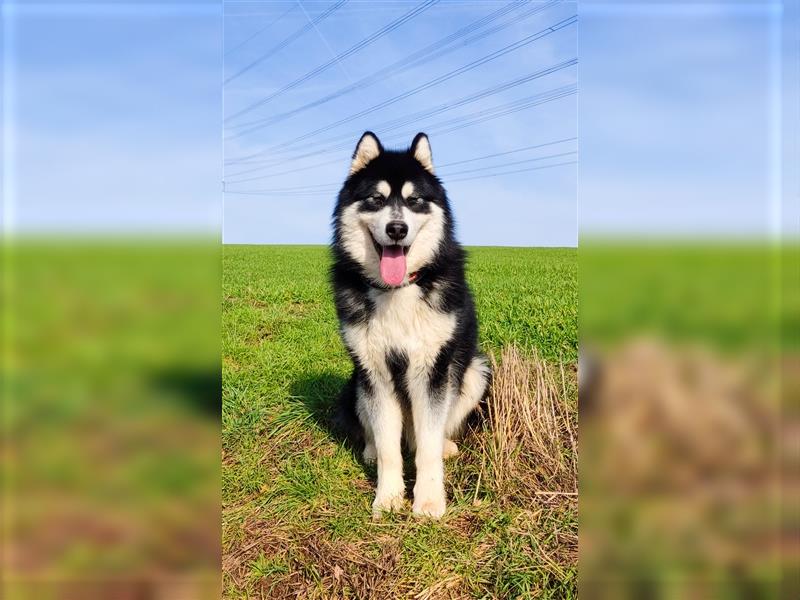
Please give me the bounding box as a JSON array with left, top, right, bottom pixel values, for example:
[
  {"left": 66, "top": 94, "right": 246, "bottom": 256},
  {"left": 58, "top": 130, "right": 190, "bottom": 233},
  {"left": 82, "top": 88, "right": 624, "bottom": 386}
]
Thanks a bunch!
[{"left": 349, "top": 131, "right": 383, "bottom": 175}]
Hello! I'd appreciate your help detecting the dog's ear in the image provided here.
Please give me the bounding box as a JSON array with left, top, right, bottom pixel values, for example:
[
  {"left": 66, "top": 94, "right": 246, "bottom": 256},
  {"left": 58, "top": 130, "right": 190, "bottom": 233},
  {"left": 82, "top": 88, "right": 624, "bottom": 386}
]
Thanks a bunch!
[
  {"left": 350, "top": 131, "right": 383, "bottom": 175},
  {"left": 410, "top": 132, "right": 434, "bottom": 173}
]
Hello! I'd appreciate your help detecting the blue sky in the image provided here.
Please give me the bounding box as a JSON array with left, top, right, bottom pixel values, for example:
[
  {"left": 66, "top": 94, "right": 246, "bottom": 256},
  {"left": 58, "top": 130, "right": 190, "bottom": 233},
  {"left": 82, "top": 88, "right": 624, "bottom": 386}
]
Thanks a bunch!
[
  {"left": 2, "top": 1, "right": 795, "bottom": 242},
  {"left": 222, "top": 0, "right": 578, "bottom": 246},
  {"left": 2, "top": 0, "right": 222, "bottom": 234},
  {"left": 580, "top": 0, "right": 795, "bottom": 239}
]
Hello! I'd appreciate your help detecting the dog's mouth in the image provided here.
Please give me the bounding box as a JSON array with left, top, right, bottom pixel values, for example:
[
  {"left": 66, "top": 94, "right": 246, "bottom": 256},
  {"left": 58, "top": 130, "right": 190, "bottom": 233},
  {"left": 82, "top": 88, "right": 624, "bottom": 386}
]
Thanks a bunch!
[{"left": 370, "top": 234, "right": 410, "bottom": 287}]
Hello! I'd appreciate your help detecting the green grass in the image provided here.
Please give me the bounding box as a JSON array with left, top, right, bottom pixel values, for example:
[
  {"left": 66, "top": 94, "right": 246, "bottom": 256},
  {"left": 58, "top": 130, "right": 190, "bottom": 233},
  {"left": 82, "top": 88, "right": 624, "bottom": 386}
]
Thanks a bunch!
[
  {"left": 3, "top": 241, "right": 220, "bottom": 597},
  {"left": 580, "top": 241, "right": 799, "bottom": 352},
  {"left": 222, "top": 245, "right": 578, "bottom": 599}
]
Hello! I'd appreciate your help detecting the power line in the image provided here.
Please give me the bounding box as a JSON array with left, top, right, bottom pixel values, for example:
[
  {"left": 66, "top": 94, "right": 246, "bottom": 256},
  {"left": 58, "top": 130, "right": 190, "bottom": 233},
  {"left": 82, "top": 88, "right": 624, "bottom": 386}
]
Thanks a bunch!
[
  {"left": 248, "top": 58, "right": 578, "bottom": 156},
  {"left": 224, "top": 3, "right": 296, "bottom": 57},
  {"left": 256, "top": 59, "right": 575, "bottom": 154},
  {"left": 441, "top": 151, "right": 576, "bottom": 177},
  {"left": 230, "top": 17, "right": 576, "bottom": 161},
  {"left": 224, "top": 0, "right": 440, "bottom": 121},
  {"left": 227, "top": 0, "right": 563, "bottom": 136},
  {"left": 296, "top": 0, "right": 354, "bottom": 83},
  {"left": 227, "top": 14, "right": 577, "bottom": 162},
  {"left": 223, "top": 76, "right": 576, "bottom": 181},
  {"left": 223, "top": 0, "right": 347, "bottom": 86},
  {"left": 226, "top": 157, "right": 347, "bottom": 181},
  {"left": 224, "top": 136, "right": 577, "bottom": 185},
  {"left": 223, "top": 159, "right": 576, "bottom": 199},
  {"left": 227, "top": 183, "right": 339, "bottom": 194},
  {"left": 225, "top": 85, "right": 576, "bottom": 180},
  {"left": 224, "top": 189, "right": 338, "bottom": 198},
  {"left": 423, "top": 85, "right": 576, "bottom": 136},
  {"left": 227, "top": 0, "right": 532, "bottom": 131},
  {"left": 437, "top": 136, "right": 577, "bottom": 168},
  {"left": 225, "top": 150, "right": 578, "bottom": 194},
  {"left": 228, "top": 62, "right": 577, "bottom": 168},
  {"left": 446, "top": 159, "right": 576, "bottom": 183},
  {"left": 225, "top": 84, "right": 577, "bottom": 175}
]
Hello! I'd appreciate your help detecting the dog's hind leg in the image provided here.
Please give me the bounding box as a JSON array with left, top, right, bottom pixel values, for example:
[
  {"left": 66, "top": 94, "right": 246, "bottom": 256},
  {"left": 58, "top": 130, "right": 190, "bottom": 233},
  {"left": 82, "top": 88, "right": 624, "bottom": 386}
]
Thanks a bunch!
[
  {"left": 402, "top": 418, "right": 416, "bottom": 453},
  {"left": 444, "top": 354, "right": 491, "bottom": 441},
  {"left": 442, "top": 439, "right": 459, "bottom": 459},
  {"left": 362, "top": 419, "right": 377, "bottom": 465},
  {"left": 334, "top": 371, "right": 365, "bottom": 445}
]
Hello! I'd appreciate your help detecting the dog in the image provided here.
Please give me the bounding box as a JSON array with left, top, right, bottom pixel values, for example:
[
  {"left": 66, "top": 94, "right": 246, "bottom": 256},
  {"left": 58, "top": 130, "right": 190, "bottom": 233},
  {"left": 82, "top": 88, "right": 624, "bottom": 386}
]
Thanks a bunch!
[{"left": 331, "top": 131, "right": 491, "bottom": 518}]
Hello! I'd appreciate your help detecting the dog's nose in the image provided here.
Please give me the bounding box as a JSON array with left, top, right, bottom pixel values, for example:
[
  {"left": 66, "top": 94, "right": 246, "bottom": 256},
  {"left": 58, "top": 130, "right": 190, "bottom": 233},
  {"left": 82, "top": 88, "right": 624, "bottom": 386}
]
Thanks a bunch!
[{"left": 386, "top": 221, "right": 408, "bottom": 241}]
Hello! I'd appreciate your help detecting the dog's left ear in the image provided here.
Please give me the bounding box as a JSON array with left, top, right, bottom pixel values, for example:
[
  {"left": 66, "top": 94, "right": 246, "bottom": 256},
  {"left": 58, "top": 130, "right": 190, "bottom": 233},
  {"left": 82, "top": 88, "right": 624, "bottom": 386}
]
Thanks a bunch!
[{"left": 410, "top": 132, "right": 434, "bottom": 174}]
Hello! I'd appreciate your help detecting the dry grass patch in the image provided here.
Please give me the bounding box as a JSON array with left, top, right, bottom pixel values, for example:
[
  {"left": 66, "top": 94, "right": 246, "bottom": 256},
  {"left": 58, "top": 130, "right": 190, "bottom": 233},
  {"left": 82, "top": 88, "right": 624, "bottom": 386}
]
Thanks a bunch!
[
  {"left": 580, "top": 339, "right": 786, "bottom": 594},
  {"left": 477, "top": 345, "right": 578, "bottom": 505}
]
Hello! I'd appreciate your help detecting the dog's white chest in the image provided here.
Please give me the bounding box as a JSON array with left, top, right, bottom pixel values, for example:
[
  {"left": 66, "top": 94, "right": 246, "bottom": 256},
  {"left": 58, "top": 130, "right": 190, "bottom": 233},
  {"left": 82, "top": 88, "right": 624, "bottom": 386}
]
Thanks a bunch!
[{"left": 342, "top": 286, "right": 455, "bottom": 378}]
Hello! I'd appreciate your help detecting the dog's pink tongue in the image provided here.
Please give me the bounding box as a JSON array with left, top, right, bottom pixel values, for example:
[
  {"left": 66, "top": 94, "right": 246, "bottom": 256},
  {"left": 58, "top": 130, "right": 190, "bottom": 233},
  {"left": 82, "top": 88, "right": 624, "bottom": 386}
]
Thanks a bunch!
[{"left": 380, "top": 245, "right": 406, "bottom": 286}]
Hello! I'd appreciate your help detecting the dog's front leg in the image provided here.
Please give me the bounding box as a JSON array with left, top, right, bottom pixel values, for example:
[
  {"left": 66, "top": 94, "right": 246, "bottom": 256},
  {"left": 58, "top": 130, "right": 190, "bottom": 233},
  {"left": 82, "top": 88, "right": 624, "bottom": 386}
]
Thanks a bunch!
[
  {"left": 410, "top": 390, "right": 449, "bottom": 518},
  {"left": 369, "top": 388, "right": 405, "bottom": 517}
]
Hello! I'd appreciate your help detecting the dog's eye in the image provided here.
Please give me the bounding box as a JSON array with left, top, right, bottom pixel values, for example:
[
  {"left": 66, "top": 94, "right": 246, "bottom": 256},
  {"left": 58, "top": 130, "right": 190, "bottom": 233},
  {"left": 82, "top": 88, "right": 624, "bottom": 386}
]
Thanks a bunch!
[
  {"left": 408, "top": 196, "right": 424, "bottom": 206},
  {"left": 364, "top": 194, "right": 384, "bottom": 205}
]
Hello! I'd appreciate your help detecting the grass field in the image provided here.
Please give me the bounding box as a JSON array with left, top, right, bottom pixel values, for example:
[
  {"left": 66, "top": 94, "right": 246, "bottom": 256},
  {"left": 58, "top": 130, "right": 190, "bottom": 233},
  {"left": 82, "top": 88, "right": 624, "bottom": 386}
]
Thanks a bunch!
[
  {"left": 3, "top": 242, "right": 220, "bottom": 597},
  {"left": 580, "top": 242, "right": 797, "bottom": 352},
  {"left": 222, "top": 245, "right": 577, "bottom": 599}
]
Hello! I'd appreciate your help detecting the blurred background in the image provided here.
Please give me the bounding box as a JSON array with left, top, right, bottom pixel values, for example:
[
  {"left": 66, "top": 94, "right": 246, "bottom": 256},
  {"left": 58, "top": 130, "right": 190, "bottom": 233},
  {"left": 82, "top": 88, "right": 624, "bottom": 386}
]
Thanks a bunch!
[
  {"left": 579, "top": 0, "right": 797, "bottom": 597},
  {"left": 2, "top": 0, "right": 798, "bottom": 598},
  {"left": 2, "top": 1, "right": 222, "bottom": 598}
]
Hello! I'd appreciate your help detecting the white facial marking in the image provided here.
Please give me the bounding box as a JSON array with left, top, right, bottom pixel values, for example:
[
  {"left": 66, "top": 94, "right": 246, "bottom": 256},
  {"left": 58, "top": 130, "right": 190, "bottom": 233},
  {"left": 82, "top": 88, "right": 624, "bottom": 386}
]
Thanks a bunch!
[
  {"left": 401, "top": 181, "right": 415, "bottom": 199},
  {"left": 376, "top": 180, "right": 391, "bottom": 198},
  {"left": 372, "top": 206, "right": 400, "bottom": 247},
  {"left": 405, "top": 203, "right": 444, "bottom": 272},
  {"left": 339, "top": 198, "right": 445, "bottom": 286},
  {"left": 339, "top": 203, "right": 383, "bottom": 282}
]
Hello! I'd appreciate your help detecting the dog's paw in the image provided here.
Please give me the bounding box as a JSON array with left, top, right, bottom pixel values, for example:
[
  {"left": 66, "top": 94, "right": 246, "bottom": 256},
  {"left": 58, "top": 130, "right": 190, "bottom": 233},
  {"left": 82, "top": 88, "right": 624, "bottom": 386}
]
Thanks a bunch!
[
  {"left": 412, "top": 484, "right": 446, "bottom": 519},
  {"left": 412, "top": 495, "right": 446, "bottom": 519},
  {"left": 372, "top": 491, "right": 405, "bottom": 518},
  {"left": 362, "top": 443, "right": 377, "bottom": 465},
  {"left": 442, "top": 439, "right": 459, "bottom": 459}
]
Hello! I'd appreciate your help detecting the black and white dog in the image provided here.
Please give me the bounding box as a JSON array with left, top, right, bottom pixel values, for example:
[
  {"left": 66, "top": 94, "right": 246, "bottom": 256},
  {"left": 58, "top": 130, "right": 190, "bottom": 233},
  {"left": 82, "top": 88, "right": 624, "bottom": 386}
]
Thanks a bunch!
[{"left": 331, "top": 131, "right": 490, "bottom": 518}]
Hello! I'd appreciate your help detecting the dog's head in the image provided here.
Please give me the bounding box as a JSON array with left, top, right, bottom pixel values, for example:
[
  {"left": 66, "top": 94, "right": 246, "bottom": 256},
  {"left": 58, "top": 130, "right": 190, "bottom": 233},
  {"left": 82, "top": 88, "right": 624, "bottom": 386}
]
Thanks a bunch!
[{"left": 333, "top": 131, "right": 452, "bottom": 287}]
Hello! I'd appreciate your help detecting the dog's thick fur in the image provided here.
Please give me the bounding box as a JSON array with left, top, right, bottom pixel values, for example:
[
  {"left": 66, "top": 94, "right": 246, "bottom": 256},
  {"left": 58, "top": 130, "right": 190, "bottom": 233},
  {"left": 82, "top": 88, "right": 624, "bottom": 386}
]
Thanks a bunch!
[{"left": 331, "top": 132, "right": 490, "bottom": 518}]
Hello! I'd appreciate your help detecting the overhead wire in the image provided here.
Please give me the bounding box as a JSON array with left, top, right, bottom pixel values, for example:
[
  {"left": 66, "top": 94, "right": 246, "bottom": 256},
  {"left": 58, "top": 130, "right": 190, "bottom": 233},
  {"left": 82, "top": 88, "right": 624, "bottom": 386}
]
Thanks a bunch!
[
  {"left": 225, "top": 83, "right": 577, "bottom": 177},
  {"left": 224, "top": 3, "right": 297, "bottom": 57},
  {"left": 223, "top": 0, "right": 348, "bottom": 86},
  {"left": 226, "top": 150, "right": 577, "bottom": 193},
  {"left": 226, "top": 14, "right": 577, "bottom": 162},
  {"left": 227, "top": 0, "right": 564, "bottom": 135},
  {"left": 223, "top": 159, "right": 576, "bottom": 199},
  {"left": 224, "top": 0, "right": 440, "bottom": 120}
]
